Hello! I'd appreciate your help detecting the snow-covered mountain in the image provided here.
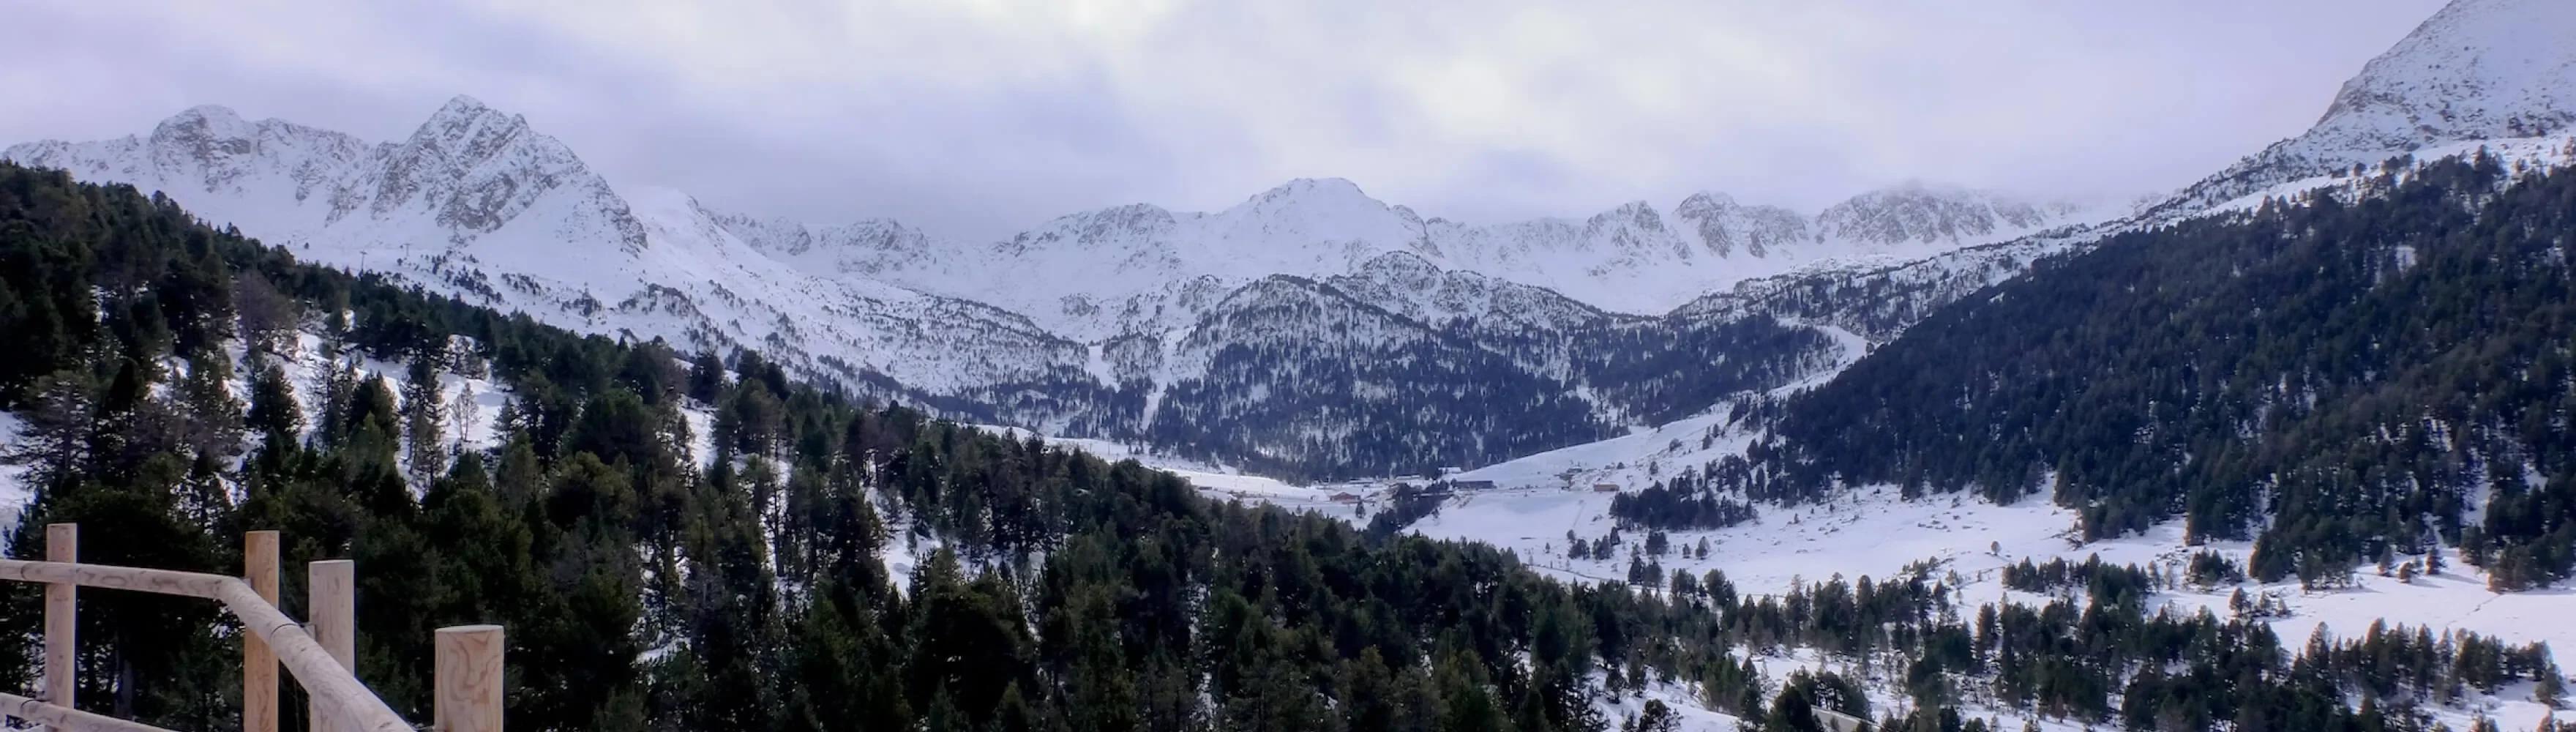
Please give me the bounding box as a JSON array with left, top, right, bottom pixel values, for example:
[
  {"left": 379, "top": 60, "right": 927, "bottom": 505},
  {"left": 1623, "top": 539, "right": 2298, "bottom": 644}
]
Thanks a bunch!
[
  {"left": 3, "top": 97, "right": 1093, "bottom": 400},
  {"left": 727, "top": 176, "right": 2078, "bottom": 340},
  {"left": 2151, "top": 0, "right": 2576, "bottom": 217},
  {"left": 7, "top": 0, "right": 2569, "bottom": 481},
  {"left": 1, "top": 100, "right": 1860, "bottom": 477},
  {"left": 1701, "top": 0, "right": 2576, "bottom": 354}
]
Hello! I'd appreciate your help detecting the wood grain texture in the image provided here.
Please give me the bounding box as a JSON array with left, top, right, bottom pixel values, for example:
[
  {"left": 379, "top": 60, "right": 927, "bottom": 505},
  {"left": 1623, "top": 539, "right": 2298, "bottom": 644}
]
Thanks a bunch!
[
  {"left": 435, "top": 625, "right": 505, "bottom": 732},
  {"left": 307, "top": 560, "right": 355, "bottom": 732},
  {"left": 243, "top": 531, "right": 279, "bottom": 732},
  {"left": 210, "top": 581, "right": 412, "bottom": 732},
  {"left": 0, "top": 691, "right": 180, "bottom": 732},
  {"left": 0, "top": 561, "right": 231, "bottom": 598},
  {"left": 43, "top": 523, "right": 75, "bottom": 722},
  {"left": 0, "top": 558, "right": 420, "bottom": 732}
]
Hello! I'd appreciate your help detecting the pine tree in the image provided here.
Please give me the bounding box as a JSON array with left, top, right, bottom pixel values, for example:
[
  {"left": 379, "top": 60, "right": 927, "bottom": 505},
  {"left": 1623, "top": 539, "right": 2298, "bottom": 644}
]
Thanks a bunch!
[
  {"left": 686, "top": 350, "right": 726, "bottom": 403},
  {"left": 315, "top": 348, "right": 356, "bottom": 440},
  {"left": 176, "top": 345, "right": 245, "bottom": 459},
  {"left": 402, "top": 354, "right": 448, "bottom": 488},
  {"left": 232, "top": 270, "right": 298, "bottom": 358},
  {"left": 2538, "top": 658, "right": 2566, "bottom": 709},
  {"left": 246, "top": 362, "right": 301, "bottom": 440},
  {"left": 4, "top": 370, "right": 99, "bottom": 489},
  {"left": 1632, "top": 700, "right": 1679, "bottom": 732}
]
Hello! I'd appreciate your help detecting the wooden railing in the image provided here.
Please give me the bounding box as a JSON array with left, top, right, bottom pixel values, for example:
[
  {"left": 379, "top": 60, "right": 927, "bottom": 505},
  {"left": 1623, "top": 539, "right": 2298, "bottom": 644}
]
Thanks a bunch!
[{"left": 0, "top": 525, "right": 503, "bottom": 732}]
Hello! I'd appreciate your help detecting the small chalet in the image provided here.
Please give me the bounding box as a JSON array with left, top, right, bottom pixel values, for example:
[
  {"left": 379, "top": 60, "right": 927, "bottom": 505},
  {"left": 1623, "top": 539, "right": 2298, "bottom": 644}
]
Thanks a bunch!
[
  {"left": 1328, "top": 492, "right": 1362, "bottom": 504},
  {"left": 1591, "top": 483, "right": 1620, "bottom": 493}
]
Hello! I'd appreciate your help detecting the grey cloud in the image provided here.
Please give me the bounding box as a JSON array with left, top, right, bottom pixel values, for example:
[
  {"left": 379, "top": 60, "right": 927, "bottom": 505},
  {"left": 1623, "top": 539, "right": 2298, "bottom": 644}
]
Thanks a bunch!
[{"left": 0, "top": 0, "right": 2447, "bottom": 241}]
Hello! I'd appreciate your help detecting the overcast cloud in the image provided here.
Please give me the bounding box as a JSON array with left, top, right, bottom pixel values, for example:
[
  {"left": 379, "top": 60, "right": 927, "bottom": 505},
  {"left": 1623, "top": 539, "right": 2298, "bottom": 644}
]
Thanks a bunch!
[{"left": 0, "top": 0, "right": 2444, "bottom": 240}]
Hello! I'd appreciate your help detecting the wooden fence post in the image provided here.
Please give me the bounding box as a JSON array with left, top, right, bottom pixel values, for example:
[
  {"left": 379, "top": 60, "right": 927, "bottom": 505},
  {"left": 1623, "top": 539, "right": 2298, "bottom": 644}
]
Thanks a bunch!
[
  {"left": 243, "top": 531, "right": 280, "bottom": 732},
  {"left": 433, "top": 625, "right": 503, "bottom": 732},
  {"left": 43, "top": 523, "right": 75, "bottom": 723},
  {"left": 308, "top": 560, "right": 355, "bottom": 732}
]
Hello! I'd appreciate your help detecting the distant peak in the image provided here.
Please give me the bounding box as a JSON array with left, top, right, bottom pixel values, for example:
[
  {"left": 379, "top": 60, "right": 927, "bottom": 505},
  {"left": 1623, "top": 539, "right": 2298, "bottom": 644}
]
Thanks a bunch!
[
  {"left": 170, "top": 104, "right": 246, "bottom": 124},
  {"left": 419, "top": 94, "right": 527, "bottom": 133},
  {"left": 2313, "top": 0, "right": 2576, "bottom": 138},
  {"left": 1846, "top": 180, "right": 2007, "bottom": 206},
  {"left": 1677, "top": 190, "right": 1737, "bottom": 209},
  {"left": 402, "top": 93, "right": 547, "bottom": 157},
  {"left": 437, "top": 94, "right": 493, "bottom": 118},
  {"left": 151, "top": 104, "right": 263, "bottom": 143},
  {"left": 1273, "top": 176, "right": 1364, "bottom": 194},
  {"left": 1245, "top": 177, "right": 1378, "bottom": 206}
]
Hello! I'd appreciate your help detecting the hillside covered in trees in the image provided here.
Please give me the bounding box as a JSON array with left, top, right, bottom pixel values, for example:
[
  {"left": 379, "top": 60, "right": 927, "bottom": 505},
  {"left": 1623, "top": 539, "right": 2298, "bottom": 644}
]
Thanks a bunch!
[
  {"left": 1619, "top": 152, "right": 2576, "bottom": 593},
  {"left": 1, "top": 161, "right": 2569, "bottom": 731}
]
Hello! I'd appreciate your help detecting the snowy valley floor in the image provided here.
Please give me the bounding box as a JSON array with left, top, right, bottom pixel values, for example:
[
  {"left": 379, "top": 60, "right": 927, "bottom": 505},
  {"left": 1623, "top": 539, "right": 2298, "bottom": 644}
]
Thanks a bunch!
[{"left": 1010, "top": 408, "right": 2576, "bottom": 730}]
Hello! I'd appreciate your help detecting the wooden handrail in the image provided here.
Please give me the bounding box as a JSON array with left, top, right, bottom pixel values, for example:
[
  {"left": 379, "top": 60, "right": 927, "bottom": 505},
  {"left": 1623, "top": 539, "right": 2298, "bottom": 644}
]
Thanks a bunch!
[
  {"left": 0, "top": 558, "right": 416, "bottom": 732},
  {"left": 0, "top": 691, "right": 177, "bottom": 732},
  {"left": 311, "top": 559, "right": 357, "bottom": 732},
  {"left": 43, "top": 524, "right": 75, "bottom": 732},
  {"left": 246, "top": 531, "right": 280, "bottom": 732}
]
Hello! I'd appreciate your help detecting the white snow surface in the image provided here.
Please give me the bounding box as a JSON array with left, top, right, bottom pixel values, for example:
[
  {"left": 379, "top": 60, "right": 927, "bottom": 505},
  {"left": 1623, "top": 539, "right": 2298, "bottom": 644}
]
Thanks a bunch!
[
  {"left": 1510, "top": 485, "right": 2567, "bottom": 729},
  {"left": 2151, "top": 0, "right": 2576, "bottom": 217},
  {"left": 0, "top": 413, "right": 31, "bottom": 538},
  {"left": 733, "top": 177, "right": 2083, "bottom": 343},
  {"left": 973, "top": 425, "right": 1355, "bottom": 510},
  {"left": 2, "top": 97, "right": 1082, "bottom": 399},
  {"left": 0, "top": 97, "right": 2095, "bottom": 395},
  {"left": 5, "top": 0, "right": 2570, "bottom": 476}
]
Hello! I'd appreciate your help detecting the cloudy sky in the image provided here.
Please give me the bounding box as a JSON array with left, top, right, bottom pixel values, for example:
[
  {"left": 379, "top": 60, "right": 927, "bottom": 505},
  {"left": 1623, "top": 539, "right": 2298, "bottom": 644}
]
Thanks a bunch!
[{"left": 3, "top": 0, "right": 2444, "bottom": 240}]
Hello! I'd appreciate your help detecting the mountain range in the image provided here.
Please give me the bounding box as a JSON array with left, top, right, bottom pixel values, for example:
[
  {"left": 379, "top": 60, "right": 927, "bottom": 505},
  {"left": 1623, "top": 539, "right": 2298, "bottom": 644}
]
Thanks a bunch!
[{"left": 10, "top": 0, "right": 2575, "bottom": 479}]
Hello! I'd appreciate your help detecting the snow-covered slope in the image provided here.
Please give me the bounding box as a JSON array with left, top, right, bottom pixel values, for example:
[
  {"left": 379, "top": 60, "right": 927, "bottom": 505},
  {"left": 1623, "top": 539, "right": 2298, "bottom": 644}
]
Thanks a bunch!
[
  {"left": 4, "top": 97, "right": 1092, "bottom": 400},
  {"left": 10, "top": 0, "right": 2568, "bottom": 484},
  {"left": 1672, "top": 0, "right": 2576, "bottom": 354},
  {"left": 1, "top": 102, "right": 1867, "bottom": 477},
  {"left": 2151, "top": 0, "right": 2576, "bottom": 217},
  {"left": 4, "top": 99, "right": 1999, "bottom": 472},
  {"left": 734, "top": 176, "right": 2080, "bottom": 341}
]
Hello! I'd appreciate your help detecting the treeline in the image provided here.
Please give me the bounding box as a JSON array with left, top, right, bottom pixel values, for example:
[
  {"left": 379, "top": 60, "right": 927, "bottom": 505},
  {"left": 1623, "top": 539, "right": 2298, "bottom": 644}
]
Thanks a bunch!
[
  {"left": 959, "top": 273, "right": 1839, "bottom": 483},
  {"left": 1998, "top": 556, "right": 2157, "bottom": 609},
  {"left": 1652, "top": 567, "right": 2566, "bottom": 731},
  {"left": 0, "top": 162, "right": 1734, "bottom": 732},
  {"left": 1630, "top": 153, "right": 2576, "bottom": 589},
  {"left": 3, "top": 162, "right": 2565, "bottom": 732},
  {"left": 1607, "top": 459, "right": 1761, "bottom": 531},
  {"left": 1140, "top": 290, "right": 1616, "bottom": 481}
]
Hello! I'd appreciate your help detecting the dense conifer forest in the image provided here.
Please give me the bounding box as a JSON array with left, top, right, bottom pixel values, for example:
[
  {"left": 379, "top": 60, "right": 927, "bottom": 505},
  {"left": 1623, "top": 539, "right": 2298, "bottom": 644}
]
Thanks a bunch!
[
  {"left": 1628, "top": 154, "right": 2576, "bottom": 591},
  {"left": 1, "top": 161, "right": 2569, "bottom": 731}
]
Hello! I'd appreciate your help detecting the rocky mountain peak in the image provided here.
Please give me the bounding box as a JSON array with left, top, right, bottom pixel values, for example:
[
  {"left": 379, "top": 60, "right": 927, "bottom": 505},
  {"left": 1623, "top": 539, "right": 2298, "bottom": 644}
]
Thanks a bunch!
[
  {"left": 1672, "top": 190, "right": 1809, "bottom": 258},
  {"left": 397, "top": 95, "right": 546, "bottom": 168},
  {"left": 1816, "top": 183, "right": 2054, "bottom": 247},
  {"left": 1587, "top": 201, "right": 1668, "bottom": 235},
  {"left": 151, "top": 105, "right": 258, "bottom": 143},
  {"left": 2315, "top": 0, "right": 2576, "bottom": 148},
  {"left": 1215, "top": 176, "right": 1408, "bottom": 244},
  {"left": 357, "top": 96, "right": 628, "bottom": 242},
  {"left": 2156, "top": 0, "right": 2576, "bottom": 217}
]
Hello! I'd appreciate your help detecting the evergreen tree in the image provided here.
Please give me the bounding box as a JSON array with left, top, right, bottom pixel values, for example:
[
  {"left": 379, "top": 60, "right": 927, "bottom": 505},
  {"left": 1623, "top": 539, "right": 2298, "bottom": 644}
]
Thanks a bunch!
[
  {"left": 171, "top": 346, "right": 244, "bottom": 462},
  {"left": 246, "top": 362, "right": 301, "bottom": 441},
  {"left": 401, "top": 354, "right": 448, "bottom": 488}
]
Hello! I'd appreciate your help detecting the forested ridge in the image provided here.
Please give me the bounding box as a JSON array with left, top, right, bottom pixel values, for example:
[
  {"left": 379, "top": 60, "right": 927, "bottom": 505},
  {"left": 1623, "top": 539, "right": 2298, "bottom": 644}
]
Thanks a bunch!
[
  {"left": 1620, "top": 152, "right": 2576, "bottom": 591},
  {"left": 1, "top": 161, "right": 2569, "bottom": 731},
  {"left": 945, "top": 274, "right": 1837, "bottom": 484},
  {"left": 1121, "top": 277, "right": 1835, "bottom": 481}
]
